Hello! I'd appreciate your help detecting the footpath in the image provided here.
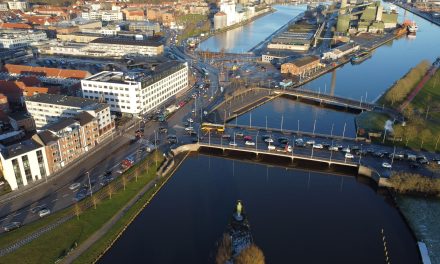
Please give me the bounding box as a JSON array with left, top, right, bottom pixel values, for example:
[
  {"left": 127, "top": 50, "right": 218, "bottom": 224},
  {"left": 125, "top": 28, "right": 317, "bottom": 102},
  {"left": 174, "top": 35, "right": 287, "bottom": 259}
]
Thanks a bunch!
[{"left": 399, "top": 65, "right": 439, "bottom": 111}]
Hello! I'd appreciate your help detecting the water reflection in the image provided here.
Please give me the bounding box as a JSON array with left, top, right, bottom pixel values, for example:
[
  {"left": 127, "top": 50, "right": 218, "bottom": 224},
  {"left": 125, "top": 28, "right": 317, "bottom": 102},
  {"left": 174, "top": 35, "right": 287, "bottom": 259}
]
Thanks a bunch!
[{"left": 198, "top": 5, "right": 306, "bottom": 53}]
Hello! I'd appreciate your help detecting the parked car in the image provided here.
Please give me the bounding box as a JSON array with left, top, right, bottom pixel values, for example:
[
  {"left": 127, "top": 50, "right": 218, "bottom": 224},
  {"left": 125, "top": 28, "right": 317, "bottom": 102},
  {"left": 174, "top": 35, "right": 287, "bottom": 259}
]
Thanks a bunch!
[
  {"left": 345, "top": 153, "right": 354, "bottom": 159},
  {"left": 243, "top": 136, "right": 253, "bottom": 141},
  {"left": 329, "top": 146, "right": 339, "bottom": 151},
  {"left": 38, "top": 208, "right": 51, "bottom": 218},
  {"left": 235, "top": 132, "right": 244, "bottom": 137},
  {"left": 382, "top": 162, "right": 392, "bottom": 169},
  {"left": 306, "top": 140, "right": 315, "bottom": 145},
  {"left": 3, "top": 222, "right": 20, "bottom": 232},
  {"left": 342, "top": 147, "right": 351, "bottom": 153},
  {"left": 264, "top": 138, "right": 274, "bottom": 143},
  {"left": 312, "top": 144, "right": 323, "bottom": 149},
  {"left": 245, "top": 141, "right": 255, "bottom": 146}
]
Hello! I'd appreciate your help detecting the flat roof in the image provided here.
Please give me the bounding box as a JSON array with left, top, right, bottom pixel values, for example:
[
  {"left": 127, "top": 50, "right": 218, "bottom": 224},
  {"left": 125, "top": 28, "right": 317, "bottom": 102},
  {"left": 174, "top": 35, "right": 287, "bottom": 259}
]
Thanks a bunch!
[
  {"left": 0, "top": 139, "right": 43, "bottom": 160},
  {"left": 288, "top": 55, "right": 320, "bottom": 67},
  {"left": 25, "top": 93, "right": 107, "bottom": 111},
  {"left": 90, "top": 37, "right": 163, "bottom": 47}
]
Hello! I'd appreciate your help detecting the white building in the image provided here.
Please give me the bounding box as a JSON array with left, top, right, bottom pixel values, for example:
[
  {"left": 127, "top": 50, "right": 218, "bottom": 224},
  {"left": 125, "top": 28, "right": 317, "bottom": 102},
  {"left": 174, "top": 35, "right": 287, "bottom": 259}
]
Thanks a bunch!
[
  {"left": 25, "top": 94, "right": 113, "bottom": 136},
  {"left": 87, "top": 37, "right": 164, "bottom": 57},
  {"left": 81, "top": 62, "right": 189, "bottom": 116},
  {"left": 322, "top": 43, "right": 360, "bottom": 60},
  {"left": 82, "top": 10, "right": 123, "bottom": 21},
  {"left": 0, "top": 139, "right": 50, "bottom": 190},
  {"left": 7, "top": 0, "right": 28, "bottom": 11},
  {"left": 0, "top": 30, "right": 48, "bottom": 49}
]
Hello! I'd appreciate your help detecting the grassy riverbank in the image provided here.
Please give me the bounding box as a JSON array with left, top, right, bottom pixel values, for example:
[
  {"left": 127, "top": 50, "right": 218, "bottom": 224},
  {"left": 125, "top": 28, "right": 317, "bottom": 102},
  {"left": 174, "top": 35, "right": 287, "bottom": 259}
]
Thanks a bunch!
[
  {"left": 356, "top": 111, "right": 391, "bottom": 135},
  {"left": 0, "top": 152, "right": 164, "bottom": 264}
]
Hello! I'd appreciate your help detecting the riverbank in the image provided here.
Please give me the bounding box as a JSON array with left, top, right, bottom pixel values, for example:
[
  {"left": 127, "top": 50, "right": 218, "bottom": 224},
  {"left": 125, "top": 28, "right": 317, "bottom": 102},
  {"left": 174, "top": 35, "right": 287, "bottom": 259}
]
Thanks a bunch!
[
  {"left": 197, "top": 7, "right": 274, "bottom": 48},
  {"left": 0, "top": 153, "right": 164, "bottom": 264},
  {"left": 395, "top": 2, "right": 440, "bottom": 27}
]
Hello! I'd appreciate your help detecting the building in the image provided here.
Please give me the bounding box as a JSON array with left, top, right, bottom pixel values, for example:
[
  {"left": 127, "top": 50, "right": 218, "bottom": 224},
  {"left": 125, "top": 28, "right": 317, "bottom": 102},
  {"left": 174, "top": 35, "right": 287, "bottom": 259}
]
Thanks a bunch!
[
  {"left": 123, "top": 8, "right": 145, "bottom": 21},
  {"left": 25, "top": 94, "right": 113, "bottom": 137},
  {"left": 0, "top": 30, "right": 47, "bottom": 49},
  {"left": 0, "top": 139, "right": 50, "bottom": 190},
  {"left": 82, "top": 10, "right": 123, "bottom": 21},
  {"left": 34, "top": 112, "right": 99, "bottom": 173},
  {"left": 322, "top": 42, "right": 360, "bottom": 60},
  {"left": 81, "top": 61, "right": 189, "bottom": 116},
  {"left": 0, "top": 78, "right": 59, "bottom": 106},
  {"left": 7, "top": 0, "right": 28, "bottom": 11},
  {"left": 214, "top": 12, "right": 227, "bottom": 30},
  {"left": 128, "top": 21, "right": 160, "bottom": 33},
  {"left": 281, "top": 55, "right": 322, "bottom": 76},
  {"left": 3, "top": 64, "right": 91, "bottom": 87},
  {"left": 87, "top": 37, "right": 164, "bottom": 57}
]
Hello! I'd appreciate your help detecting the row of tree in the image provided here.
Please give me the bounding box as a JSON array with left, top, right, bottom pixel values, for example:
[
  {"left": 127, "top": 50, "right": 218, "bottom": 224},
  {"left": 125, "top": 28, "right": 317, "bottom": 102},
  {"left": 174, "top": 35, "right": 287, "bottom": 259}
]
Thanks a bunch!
[
  {"left": 389, "top": 172, "right": 440, "bottom": 195},
  {"left": 383, "top": 60, "right": 431, "bottom": 106}
]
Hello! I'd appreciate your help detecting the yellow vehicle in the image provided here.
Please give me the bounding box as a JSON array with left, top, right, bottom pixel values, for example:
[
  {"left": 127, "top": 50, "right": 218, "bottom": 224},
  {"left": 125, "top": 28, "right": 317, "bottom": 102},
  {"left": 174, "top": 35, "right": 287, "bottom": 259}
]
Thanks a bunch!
[{"left": 201, "top": 122, "right": 225, "bottom": 133}]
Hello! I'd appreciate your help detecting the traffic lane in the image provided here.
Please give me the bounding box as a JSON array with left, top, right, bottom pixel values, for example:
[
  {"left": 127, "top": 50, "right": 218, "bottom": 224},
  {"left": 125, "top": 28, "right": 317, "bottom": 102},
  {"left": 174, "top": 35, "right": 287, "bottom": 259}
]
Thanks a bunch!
[{"left": 0, "top": 126, "right": 145, "bottom": 226}]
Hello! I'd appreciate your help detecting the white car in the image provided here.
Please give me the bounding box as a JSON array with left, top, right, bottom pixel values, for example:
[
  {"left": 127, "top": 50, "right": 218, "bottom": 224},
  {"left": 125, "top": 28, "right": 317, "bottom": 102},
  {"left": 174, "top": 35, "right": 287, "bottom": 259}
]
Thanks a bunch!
[
  {"left": 245, "top": 141, "right": 255, "bottom": 146},
  {"left": 342, "top": 147, "right": 351, "bottom": 153},
  {"left": 286, "top": 145, "right": 293, "bottom": 152},
  {"left": 312, "top": 144, "right": 323, "bottom": 149},
  {"left": 329, "top": 146, "right": 339, "bottom": 151},
  {"left": 267, "top": 145, "right": 276, "bottom": 150},
  {"left": 38, "top": 209, "right": 51, "bottom": 218},
  {"left": 345, "top": 153, "right": 354, "bottom": 159},
  {"left": 69, "top": 183, "right": 81, "bottom": 190},
  {"left": 187, "top": 118, "right": 193, "bottom": 123},
  {"left": 229, "top": 142, "right": 237, "bottom": 147},
  {"left": 382, "top": 162, "right": 392, "bottom": 169},
  {"left": 185, "top": 127, "right": 194, "bottom": 131},
  {"left": 306, "top": 140, "right": 315, "bottom": 145},
  {"left": 264, "top": 138, "right": 274, "bottom": 143}
]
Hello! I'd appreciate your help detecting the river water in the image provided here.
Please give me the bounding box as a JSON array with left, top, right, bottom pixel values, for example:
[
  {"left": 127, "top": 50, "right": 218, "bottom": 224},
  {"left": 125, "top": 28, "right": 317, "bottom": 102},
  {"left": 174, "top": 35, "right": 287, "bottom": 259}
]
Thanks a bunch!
[
  {"left": 99, "top": 155, "right": 420, "bottom": 264},
  {"left": 198, "top": 5, "right": 307, "bottom": 53}
]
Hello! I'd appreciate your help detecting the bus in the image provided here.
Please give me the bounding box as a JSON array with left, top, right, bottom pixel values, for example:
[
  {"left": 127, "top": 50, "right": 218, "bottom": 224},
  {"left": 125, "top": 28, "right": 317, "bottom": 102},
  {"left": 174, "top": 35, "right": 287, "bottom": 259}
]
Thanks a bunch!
[{"left": 201, "top": 122, "right": 225, "bottom": 133}]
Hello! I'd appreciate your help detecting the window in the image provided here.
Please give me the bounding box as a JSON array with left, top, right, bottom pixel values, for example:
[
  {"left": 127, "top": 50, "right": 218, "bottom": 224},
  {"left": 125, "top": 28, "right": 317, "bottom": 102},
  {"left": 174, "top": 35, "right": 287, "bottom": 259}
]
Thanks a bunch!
[
  {"left": 22, "top": 155, "right": 32, "bottom": 182},
  {"left": 12, "top": 159, "right": 23, "bottom": 187},
  {"left": 36, "top": 150, "right": 47, "bottom": 178}
]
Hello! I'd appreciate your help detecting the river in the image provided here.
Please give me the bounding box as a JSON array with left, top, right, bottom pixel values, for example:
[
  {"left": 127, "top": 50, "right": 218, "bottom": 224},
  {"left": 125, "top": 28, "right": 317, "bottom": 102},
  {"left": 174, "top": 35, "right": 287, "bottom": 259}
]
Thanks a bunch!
[
  {"left": 198, "top": 5, "right": 307, "bottom": 53},
  {"left": 99, "top": 155, "right": 420, "bottom": 264}
]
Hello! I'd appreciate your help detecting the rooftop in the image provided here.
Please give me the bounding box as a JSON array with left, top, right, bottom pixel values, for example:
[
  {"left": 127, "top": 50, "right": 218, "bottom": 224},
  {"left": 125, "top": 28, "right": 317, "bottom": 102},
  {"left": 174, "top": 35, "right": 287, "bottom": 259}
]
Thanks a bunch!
[
  {"left": 4, "top": 64, "right": 91, "bottom": 79},
  {"left": 288, "top": 55, "right": 320, "bottom": 67},
  {"left": 25, "top": 93, "right": 107, "bottom": 111},
  {"left": 45, "top": 117, "right": 78, "bottom": 132},
  {"left": 0, "top": 139, "right": 43, "bottom": 160},
  {"left": 90, "top": 37, "right": 163, "bottom": 47}
]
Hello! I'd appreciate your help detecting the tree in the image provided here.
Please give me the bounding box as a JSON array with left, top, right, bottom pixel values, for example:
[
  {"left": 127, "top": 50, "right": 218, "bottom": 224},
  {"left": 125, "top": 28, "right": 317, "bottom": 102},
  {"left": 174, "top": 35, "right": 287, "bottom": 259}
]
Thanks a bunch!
[
  {"left": 92, "top": 195, "right": 99, "bottom": 210},
  {"left": 403, "top": 125, "right": 417, "bottom": 146},
  {"left": 235, "top": 244, "right": 265, "bottom": 264},
  {"left": 107, "top": 182, "right": 115, "bottom": 199},
  {"left": 403, "top": 104, "right": 415, "bottom": 121},
  {"left": 420, "top": 129, "right": 432, "bottom": 149},
  {"left": 392, "top": 125, "right": 404, "bottom": 143},
  {"left": 74, "top": 203, "right": 82, "bottom": 220},
  {"left": 216, "top": 233, "right": 232, "bottom": 264},
  {"left": 122, "top": 175, "right": 127, "bottom": 191}
]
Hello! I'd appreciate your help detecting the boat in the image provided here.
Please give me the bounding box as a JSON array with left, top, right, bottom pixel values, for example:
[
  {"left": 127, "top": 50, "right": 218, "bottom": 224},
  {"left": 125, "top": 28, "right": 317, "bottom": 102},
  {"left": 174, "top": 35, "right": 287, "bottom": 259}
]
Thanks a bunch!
[
  {"left": 351, "top": 51, "right": 372, "bottom": 64},
  {"left": 407, "top": 21, "right": 418, "bottom": 33}
]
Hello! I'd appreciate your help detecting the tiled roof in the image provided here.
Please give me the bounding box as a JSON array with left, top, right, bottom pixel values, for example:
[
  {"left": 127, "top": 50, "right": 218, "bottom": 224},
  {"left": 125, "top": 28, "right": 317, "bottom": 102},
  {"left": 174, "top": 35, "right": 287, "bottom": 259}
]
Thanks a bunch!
[
  {"left": 0, "top": 23, "right": 32, "bottom": 29},
  {"left": 4, "top": 64, "right": 91, "bottom": 79}
]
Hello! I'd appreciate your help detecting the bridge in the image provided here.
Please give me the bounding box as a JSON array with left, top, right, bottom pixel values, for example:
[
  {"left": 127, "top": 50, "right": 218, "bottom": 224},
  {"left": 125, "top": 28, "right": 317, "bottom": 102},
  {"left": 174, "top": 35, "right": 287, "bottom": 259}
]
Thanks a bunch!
[
  {"left": 207, "top": 87, "right": 401, "bottom": 124},
  {"left": 198, "top": 142, "right": 359, "bottom": 168}
]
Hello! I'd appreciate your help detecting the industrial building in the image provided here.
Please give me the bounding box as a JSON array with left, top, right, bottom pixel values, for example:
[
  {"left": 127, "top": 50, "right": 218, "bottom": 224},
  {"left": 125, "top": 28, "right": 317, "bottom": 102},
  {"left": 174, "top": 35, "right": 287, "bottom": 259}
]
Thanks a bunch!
[{"left": 281, "top": 55, "right": 322, "bottom": 76}]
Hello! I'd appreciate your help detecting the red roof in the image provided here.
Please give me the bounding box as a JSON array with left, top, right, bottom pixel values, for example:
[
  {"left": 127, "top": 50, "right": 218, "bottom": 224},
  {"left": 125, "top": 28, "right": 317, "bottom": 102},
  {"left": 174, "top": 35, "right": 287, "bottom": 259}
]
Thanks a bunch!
[
  {"left": 0, "top": 22, "right": 32, "bottom": 29},
  {"left": 4, "top": 64, "right": 91, "bottom": 79},
  {"left": 0, "top": 79, "right": 59, "bottom": 101}
]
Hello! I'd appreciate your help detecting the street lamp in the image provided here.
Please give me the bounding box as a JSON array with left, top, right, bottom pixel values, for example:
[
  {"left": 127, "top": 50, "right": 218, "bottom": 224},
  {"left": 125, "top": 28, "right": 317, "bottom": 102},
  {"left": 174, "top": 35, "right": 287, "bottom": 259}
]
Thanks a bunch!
[{"left": 86, "top": 172, "right": 93, "bottom": 198}]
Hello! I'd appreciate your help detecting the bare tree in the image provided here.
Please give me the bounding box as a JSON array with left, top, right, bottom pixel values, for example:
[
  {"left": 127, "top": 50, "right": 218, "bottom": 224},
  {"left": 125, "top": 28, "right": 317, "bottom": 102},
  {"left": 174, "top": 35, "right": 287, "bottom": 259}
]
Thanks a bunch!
[
  {"left": 107, "top": 182, "right": 115, "bottom": 199},
  {"left": 216, "top": 233, "right": 232, "bottom": 264},
  {"left": 92, "top": 195, "right": 99, "bottom": 210},
  {"left": 74, "top": 203, "right": 82, "bottom": 220},
  {"left": 122, "top": 175, "right": 127, "bottom": 191},
  {"left": 420, "top": 129, "right": 432, "bottom": 149},
  {"left": 235, "top": 244, "right": 265, "bottom": 264}
]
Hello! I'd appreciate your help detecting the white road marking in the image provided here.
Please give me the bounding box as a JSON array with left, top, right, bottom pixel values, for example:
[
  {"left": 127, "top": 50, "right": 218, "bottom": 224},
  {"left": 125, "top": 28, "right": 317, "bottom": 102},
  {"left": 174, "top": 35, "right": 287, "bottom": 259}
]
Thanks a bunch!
[
  {"left": 51, "top": 199, "right": 58, "bottom": 203},
  {"left": 12, "top": 212, "right": 21, "bottom": 217},
  {"left": 62, "top": 194, "right": 69, "bottom": 198}
]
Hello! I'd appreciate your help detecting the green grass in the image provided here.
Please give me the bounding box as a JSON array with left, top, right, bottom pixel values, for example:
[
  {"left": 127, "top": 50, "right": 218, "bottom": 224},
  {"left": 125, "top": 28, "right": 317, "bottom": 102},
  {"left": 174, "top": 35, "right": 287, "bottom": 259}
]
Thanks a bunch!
[
  {"left": 176, "top": 14, "right": 207, "bottom": 24},
  {"left": 356, "top": 111, "right": 391, "bottom": 134},
  {"left": 0, "top": 154, "right": 163, "bottom": 264}
]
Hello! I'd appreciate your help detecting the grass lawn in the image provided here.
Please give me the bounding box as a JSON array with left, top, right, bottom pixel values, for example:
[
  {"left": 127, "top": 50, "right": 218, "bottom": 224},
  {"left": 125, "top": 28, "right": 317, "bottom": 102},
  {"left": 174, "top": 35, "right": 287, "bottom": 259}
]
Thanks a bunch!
[
  {"left": 356, "top": 111, "right": 391, "bottom": 134},
  {"left": 0, "top": 154, "right": 163, "bottom": 264}
]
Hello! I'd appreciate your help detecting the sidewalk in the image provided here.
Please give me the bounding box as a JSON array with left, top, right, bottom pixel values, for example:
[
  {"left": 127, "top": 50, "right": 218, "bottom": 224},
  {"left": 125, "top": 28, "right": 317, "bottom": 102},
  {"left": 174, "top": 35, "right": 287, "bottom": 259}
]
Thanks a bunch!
[
  {"left": 399, "top": 65, "right": 438, "bottom": 111},
  {"left": 61, "top": 179, "right": 157, "bottom": 264}
]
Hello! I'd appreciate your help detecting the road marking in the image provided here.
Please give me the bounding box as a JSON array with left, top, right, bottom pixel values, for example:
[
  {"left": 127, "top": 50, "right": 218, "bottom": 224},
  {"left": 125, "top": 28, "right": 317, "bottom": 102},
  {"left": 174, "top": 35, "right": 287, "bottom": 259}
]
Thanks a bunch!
[
  {"left": 0, "top": 218, "right": 7, "bottom": 223},
  {"left": 51, "top": 199, "right": 58, "bottom": 203},
  {"left": 12, "top": 212, "right": 21, "bottom": 217},
  {"left": 62, "top": 194, "right": 69, "bottom": 198}
]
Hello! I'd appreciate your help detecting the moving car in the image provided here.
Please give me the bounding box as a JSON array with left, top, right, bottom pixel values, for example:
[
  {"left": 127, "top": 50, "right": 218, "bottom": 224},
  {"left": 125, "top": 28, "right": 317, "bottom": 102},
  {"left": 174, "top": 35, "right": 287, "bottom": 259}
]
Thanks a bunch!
[
  {"left": 267, "top": 145, "right": 276, "bottom": 150},
  {"left": 382, "top": 162, "right": 392, "bottom": 169},
  {"left": 312, "top": 144, "right": 323, "bottom": 149},
  {"left": 229, "top": 142, "right": 237, "bottom": 147},
  {"left": 69, "top": 182, "right": 81, "bottom": 190},
  {"left": 38, "top": 208, "right": 51, "bottom": 218},
  {"left": 3, "top": 222, "right": 20, "bottom": 232}
]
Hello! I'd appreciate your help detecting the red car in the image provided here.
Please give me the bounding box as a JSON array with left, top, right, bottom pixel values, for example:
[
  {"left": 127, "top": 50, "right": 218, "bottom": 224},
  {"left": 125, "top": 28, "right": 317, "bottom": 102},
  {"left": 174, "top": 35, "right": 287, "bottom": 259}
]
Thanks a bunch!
[
  {"left": 243, "top": 135, "right": 252, "bottom": 141},
  {"left": 178, "top": 101, "right": 185, "bottom": 107}
]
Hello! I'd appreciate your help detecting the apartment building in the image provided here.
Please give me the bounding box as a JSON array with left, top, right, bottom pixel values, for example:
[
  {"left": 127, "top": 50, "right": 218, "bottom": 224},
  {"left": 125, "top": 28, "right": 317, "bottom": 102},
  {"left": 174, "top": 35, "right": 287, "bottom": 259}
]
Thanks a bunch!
[
  {"left": 34, "top": 111, "right": 99, "bottom": 173},
  {"left": 82, "top": 10, "right": 123, "bottom": 21},
  {"left": 0, "top": 139, "right": 50, "bottom": 190},
  {"left": 81, "top": 61, "right": 188, "bottom": 116},
  {"left": 25, "top": 94, "right": 114, "bottom": 137}
]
